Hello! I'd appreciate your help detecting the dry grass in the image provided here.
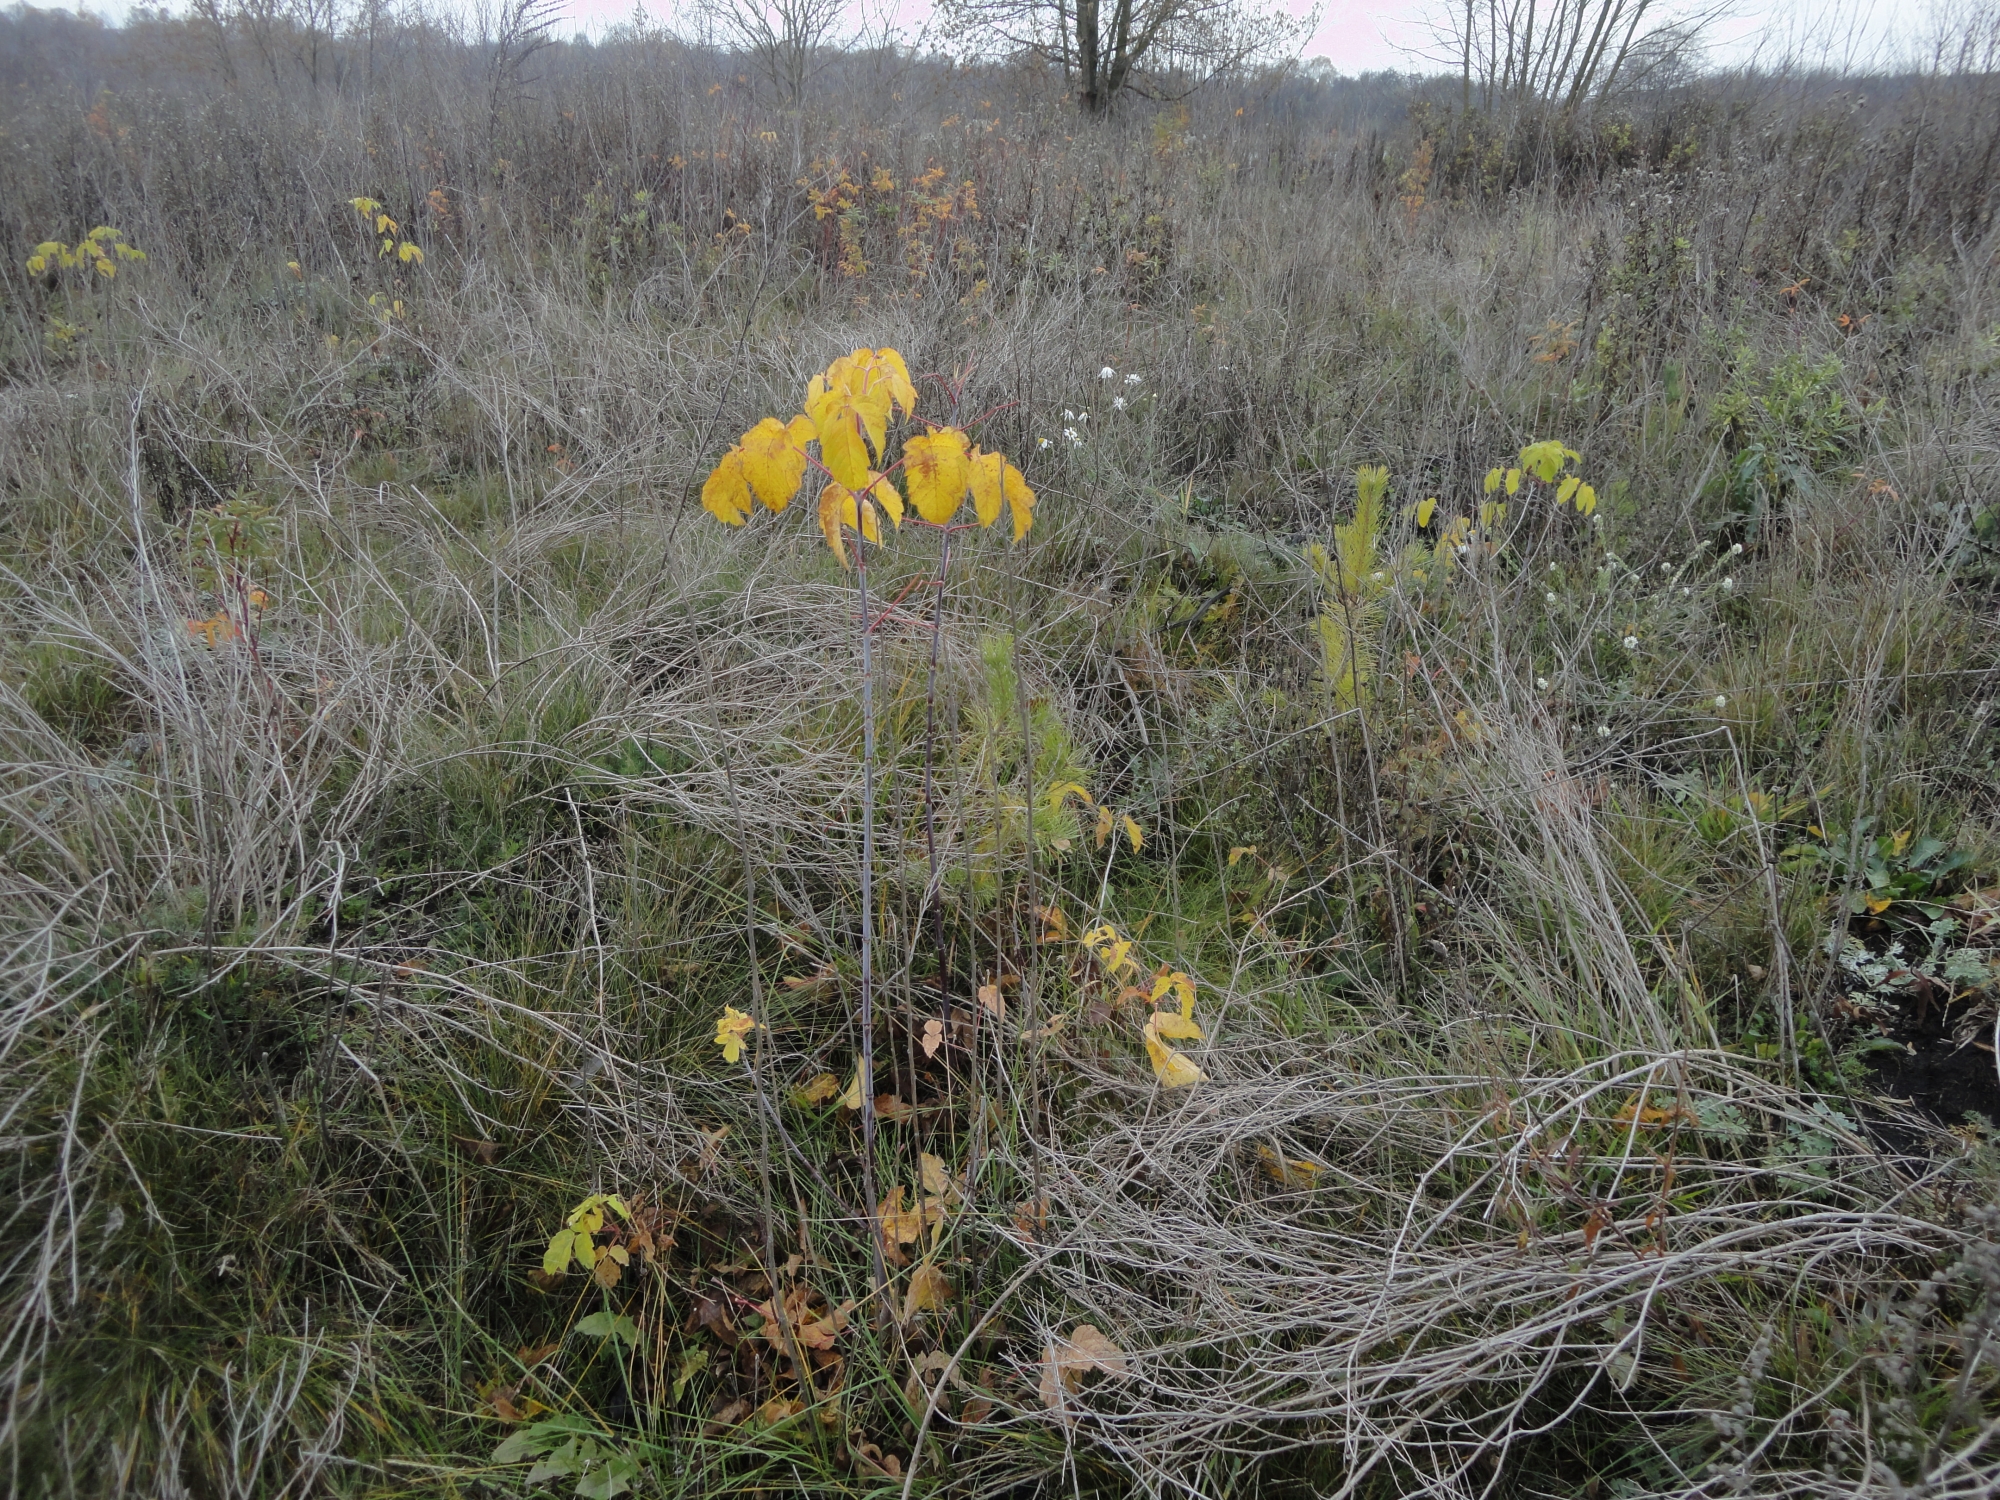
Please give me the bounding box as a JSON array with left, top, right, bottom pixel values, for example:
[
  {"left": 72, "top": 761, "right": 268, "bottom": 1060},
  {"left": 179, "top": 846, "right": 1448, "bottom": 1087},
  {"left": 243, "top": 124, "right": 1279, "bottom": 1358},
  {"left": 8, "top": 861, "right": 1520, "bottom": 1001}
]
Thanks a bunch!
[{"left": 1, "top": 7, "right": 1999, "bottom": 1497}]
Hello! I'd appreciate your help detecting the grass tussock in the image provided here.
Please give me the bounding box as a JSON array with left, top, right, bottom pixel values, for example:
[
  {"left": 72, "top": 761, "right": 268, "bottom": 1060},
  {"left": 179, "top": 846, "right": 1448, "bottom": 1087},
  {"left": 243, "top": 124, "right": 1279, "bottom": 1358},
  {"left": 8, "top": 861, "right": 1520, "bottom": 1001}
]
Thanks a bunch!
[{"left": 3, "top": 5, "right": 2000, "bottom": 1497}]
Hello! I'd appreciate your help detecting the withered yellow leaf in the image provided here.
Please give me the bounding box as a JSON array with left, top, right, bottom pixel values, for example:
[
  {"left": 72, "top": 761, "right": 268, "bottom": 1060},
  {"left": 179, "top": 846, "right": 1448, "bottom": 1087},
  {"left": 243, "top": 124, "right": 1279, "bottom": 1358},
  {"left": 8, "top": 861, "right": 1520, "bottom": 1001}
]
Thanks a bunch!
[
  {"left": 903, "top": 427, "right": 972, "bottom": 524},
  {"left": 737, "top": 415, "right": 815, "bottom": 513},
  {"left": 976, "top": 982, "right": 1007, "bottom": 1020},
  {"left": 1256, "top": 1144, "right": 1323, "bottom": 1188},
  {"left": 1122, "top": 814, "right": 1143, "bottom": 852},
  {"left": 701, "top": 448, "right": 753, "bottom": 525},
  {"left": 837, "top": 1072, "right": 863, "bottom": 1110},
  {"left": 1142, "top": 1013, "right": 1205, "bottom": 1088},
  {"left": 791, "top": 1072, "right": 840, "bottom": 1107},
  {"left": 903, "top": 1261, "right": 953, "bottom": 1318},
  {"left": 919, "top": 1151, "right": 960, "bottom": 1203},
  {"left": 1094, "top": 804, "right": 1114, "bottom": 848},
  {"left": 1148, "top": 1009, "right": 1202, "bottom": 1042}
]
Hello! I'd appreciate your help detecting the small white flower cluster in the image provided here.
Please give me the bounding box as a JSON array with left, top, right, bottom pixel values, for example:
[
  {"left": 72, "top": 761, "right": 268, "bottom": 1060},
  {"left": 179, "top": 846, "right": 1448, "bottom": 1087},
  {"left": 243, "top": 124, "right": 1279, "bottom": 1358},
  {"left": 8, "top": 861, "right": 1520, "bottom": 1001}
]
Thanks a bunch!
[{"left": 1112, "top": 396, "right": 1126, "bottom": 410}]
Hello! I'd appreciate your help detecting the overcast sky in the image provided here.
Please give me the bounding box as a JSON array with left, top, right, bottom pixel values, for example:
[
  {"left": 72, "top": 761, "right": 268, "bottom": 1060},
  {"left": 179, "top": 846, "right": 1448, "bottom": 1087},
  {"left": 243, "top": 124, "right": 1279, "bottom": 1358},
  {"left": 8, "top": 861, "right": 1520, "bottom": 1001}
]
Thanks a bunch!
[{"left": 73, "top": 0, "right": 1940, "bottom": 76}]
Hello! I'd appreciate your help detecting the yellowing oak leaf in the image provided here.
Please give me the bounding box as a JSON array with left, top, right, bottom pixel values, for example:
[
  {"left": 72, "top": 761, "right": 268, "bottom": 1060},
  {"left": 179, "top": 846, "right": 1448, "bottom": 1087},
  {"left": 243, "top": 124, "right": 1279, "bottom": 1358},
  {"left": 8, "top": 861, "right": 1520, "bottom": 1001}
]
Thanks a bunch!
[
  {"left": 701, "top": 449, "right": 754, "bottom": 525},
  {"left": 738, "top": 415, "right": 816, "bottom": 513},
  {"left": 1142, "top": 1013, "right": 1206, "bottom": 1088},
  {"left": 714, "top": 1004, "right": 759, "bottom": 1064},
  {"left": 903, "top": 427, "right": 972, "bottom": 524},
  {"left": 1037, "top": 1325, "right": 1129, "bottom": 1408}
]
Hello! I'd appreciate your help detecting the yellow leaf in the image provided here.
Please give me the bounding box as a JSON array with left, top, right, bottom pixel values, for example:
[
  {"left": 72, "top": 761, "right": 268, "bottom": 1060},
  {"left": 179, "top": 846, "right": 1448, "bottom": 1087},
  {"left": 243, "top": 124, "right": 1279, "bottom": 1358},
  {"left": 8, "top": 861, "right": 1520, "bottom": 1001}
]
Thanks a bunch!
[
  {"left": 1003, "top": 460, "right": 1036, "bottom": 540},
  {"left": 1148, "top": 1009, "right": 1202, "bottom": 1042},
  {"left": 1415, "top": 496, "right": 1437, "bottom": 526},
  {"left": 738, "top": 415, "right": 814, "bottom": 513},
  {"left": 397, "top": 241, "right": 424, "bottom": 264},
  {"left": 348, "top": 196, "right": 379, "bottom": 215},
  {"left": 1227, "top": 845, "right": 1256, "bottom": 867},
  {"left": 837, "top": 1072, "right": 863, "bottom": 1110},
  {"left": 871, "top": 347, "right": 919, "bottom": 416},
  {"left": 1122, "top": 814, "right": 1143, "bottom": 852},
  {"left": 1142, "top": 1013, "right": 1205, "bottom": 1087},
  {"left": 94, "top": 257, "right": 114, "bottom": 277},
  {"left": 1046, "top": 781, "right": 1093, "bottom": 810},
  {"left": 1094, "top": 804, "right": 1114, "bottom": 848},
  {"left": 1504, "top": 468, "right": 1522, "bottom": 496},
  {"left": 791, "top": 1072, "right": 840, "bottom": 1106},
  {"left": 1556, "top": 475, "right": 1580, "bottom": 508},
  {"left": 1037, "top": 1325, "right": 1128, "bottom": 1408},
  {"left": 702, "top": 449, "right": 754, "bottom": 525},
  {"left": 817, "top": 482, "right": 883, "bottom": 564},
  {"left": 903, "top": 427, "right": 972, "bottom": 524},
  {"left": 1256, "top": 1144, "right": 1322, "bottom": 1188},
  {"left": 1575, "top": 483, "right": 1596, "bottom": 516},
  {"left": 1484, "top": 468, "right": 1503, "bottom": 495},
  {"left": 968, "top": 446, "right": 1005, "bottom": 527},
  {"left": 1150, "top": 968, "right": 1196, "bottom": 1017},
  {"left": 542, "top": 1229, "right": 574, "bottom": 1277},
  {"left": 714, "top": 1004, "right": 758, "bottom": 1064},
  {"left": 865, "top": 471, "right": 904, "bottom": 527},
  {"left": 573, "top": 1234, "right": 598, "bottom": 1270}
]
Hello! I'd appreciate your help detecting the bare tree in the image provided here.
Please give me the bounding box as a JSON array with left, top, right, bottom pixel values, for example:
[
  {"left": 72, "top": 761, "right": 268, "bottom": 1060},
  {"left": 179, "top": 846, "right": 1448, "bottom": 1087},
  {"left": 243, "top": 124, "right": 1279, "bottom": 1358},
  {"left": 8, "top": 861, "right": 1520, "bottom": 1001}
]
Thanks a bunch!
[
  {"left": 1431, "top": 0, "right": 1718, "bottom": 114},
  {"left": 939, "top": 0, "right": 1313, "bottom": 114},
  {"left": 699, "top": 0, "right": 850, "bottom": 105}
]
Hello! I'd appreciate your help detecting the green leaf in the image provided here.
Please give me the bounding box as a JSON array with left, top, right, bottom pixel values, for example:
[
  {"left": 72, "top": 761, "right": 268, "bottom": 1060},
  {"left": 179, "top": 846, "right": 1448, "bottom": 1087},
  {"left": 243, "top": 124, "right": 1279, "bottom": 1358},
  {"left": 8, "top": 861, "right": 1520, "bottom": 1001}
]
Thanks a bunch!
[
  {"left": 578, "top": 1452, "right": 639, "bottom": 1499},
  {"left": 542, "top": 1229, "right": 574, "bottom": 1277},
  {"left": 575, "top": 1311, "right": 639, "bottom": 1347},
  {"left": 526, "top": 1437, "right": 582, "bottom": 1484}
]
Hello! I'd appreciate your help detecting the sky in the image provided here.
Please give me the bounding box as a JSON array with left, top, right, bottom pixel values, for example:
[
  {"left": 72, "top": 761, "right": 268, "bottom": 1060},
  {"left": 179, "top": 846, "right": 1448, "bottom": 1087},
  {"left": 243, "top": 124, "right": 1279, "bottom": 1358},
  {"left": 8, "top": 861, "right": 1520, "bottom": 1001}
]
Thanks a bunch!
[{"left": 71, "top": 0, "right": 1940, "bottom": 76}]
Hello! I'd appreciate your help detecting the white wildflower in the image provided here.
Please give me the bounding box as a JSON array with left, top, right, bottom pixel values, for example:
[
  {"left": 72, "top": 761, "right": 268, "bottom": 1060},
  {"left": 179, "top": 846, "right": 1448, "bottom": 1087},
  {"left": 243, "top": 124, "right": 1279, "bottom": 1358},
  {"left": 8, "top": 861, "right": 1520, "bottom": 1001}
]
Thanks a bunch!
[
  {"left": 1598, "top": 725, "right": 1612, "bottom": 738},
  {"left": 1126, "top": 372, "right": 1142, "bottom": 385},
  {"left": 1714, "top": 695, "right": 1728, "bottom": 709},
  {"left": 1623, "top": 635, "right": 1638, "bottom": 650},
  {"left": 1722, "top": 576, "right": 1735, "bottom": 591},
  {"left": 1729, "top": 542, "right": 1743, "bottom": 555},
  {"left": 1037, "top": 436, "right": 1051, "bottom": 450},
  {"left": 1064, "top": 426, "right": 1083, "bottom": 447},
  {"left": 1546, "top": 591, "right": 1558, "bottom": 603},
  {"left": 1536, "top": 676, "right": 1550, "bottom": 690},
  {"left": 1099, "top": 366, "right": 1116, "bottom": 380},
  {"left": 1112, "top": 396, "right": 1126, "bottom": 410}
]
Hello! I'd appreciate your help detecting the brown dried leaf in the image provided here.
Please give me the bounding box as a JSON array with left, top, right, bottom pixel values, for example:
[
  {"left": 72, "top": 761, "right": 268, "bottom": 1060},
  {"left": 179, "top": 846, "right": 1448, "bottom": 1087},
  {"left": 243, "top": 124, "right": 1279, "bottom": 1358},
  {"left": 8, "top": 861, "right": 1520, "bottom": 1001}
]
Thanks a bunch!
[
  {"left": 1038, "top": 1324, "right": 1129, "bottom": 1408},
  {"left": 903, "top": 1261, "right": 954, "bottom": 1319},
  {"left": 920, "top": 1018, "right": 945, "bottom": 1059}
]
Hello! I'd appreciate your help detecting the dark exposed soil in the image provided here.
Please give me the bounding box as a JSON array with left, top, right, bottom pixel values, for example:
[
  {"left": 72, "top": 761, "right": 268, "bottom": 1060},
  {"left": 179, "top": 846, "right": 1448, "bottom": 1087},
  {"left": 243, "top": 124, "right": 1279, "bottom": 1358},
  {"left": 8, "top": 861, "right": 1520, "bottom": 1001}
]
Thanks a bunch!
[{"left": 1865, "top": 992, "right": 2000, "bottom": 1130}]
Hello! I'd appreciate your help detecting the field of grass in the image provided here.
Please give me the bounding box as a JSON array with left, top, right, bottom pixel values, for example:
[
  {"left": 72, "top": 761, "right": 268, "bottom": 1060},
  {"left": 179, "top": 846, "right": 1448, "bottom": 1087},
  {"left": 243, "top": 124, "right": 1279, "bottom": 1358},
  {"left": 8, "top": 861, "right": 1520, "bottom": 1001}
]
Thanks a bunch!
[{"left": 4, "top": 8, "right": 2000, "bottom": 1497}]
